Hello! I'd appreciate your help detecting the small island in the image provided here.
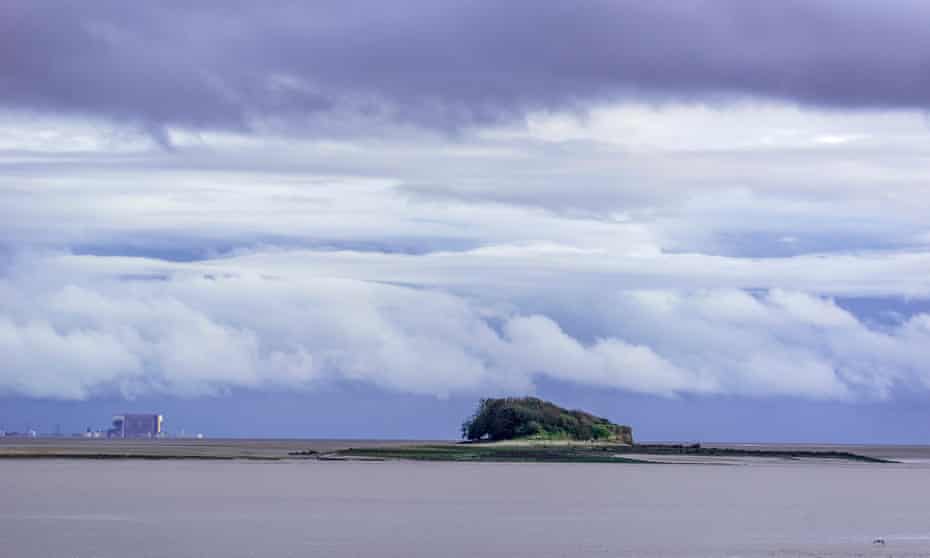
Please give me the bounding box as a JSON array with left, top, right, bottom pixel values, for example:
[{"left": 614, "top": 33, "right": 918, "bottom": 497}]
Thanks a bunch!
[
  {"left": 334, "top": 397, "right": 893, "bottom": 464},
  {"left": 461, "top": 397, "right": 633, "bottom": 443}
]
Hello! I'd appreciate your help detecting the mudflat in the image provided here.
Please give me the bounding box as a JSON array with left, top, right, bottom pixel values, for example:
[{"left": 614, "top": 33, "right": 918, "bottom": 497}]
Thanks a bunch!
[{"left": 3, "top": 457, "right": 930, "bottom": 557}]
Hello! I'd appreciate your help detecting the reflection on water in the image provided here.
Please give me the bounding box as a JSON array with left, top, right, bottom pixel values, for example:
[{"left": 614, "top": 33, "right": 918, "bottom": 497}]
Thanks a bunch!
[{"left": 2, "top": 457, "right": 930, "bottom": 557}]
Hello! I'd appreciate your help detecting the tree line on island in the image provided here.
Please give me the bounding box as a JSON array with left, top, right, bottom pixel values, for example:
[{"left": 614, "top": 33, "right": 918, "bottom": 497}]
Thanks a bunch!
[{"left": 461, "top": 397, "right": 633, "bottom": 443}]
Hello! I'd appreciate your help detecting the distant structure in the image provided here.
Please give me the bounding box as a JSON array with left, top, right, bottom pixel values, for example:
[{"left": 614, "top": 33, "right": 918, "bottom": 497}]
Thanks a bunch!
[{"left": 109, "top": 414, "right": 163, "bottom": 439}]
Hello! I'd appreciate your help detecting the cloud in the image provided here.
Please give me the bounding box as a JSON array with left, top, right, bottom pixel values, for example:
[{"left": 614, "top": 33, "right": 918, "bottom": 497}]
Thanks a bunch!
[
  {"left": 213, "top": 243, "right": 930, "bottom": 299},
  {"left": 2, "top": 252, "right": 930, "bottom": 401},
  {"left": 4, "top": 1, "right": 930, "bottom": 133},
  {"left": 5, "top": 3, "right": 930, "bottom": 408},
  {"left": 3, "top": 103, "right": 928, "bottom": 265},
  {"left": 503, "top": 315, "right": 701, "bottom": 395}
]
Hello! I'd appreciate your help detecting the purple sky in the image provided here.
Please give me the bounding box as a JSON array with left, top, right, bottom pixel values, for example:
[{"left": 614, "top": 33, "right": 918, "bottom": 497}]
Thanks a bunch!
[
  {"left": 5, "top": 1, "right": 930, "bottom": 134},
  {"left": 3, "top": 2, "right": 930, "bottom": 441}
]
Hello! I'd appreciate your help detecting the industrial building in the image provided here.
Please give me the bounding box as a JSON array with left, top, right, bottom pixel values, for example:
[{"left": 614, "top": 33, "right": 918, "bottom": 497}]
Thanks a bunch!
[{"left": 109, "top": 414, "right": 163, "bottom": 439}]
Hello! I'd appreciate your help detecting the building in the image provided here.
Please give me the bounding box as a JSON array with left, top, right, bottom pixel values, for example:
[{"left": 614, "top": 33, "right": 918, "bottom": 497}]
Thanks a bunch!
[{"left": 109, "top": 414, "right": 163, "bottom": 439}]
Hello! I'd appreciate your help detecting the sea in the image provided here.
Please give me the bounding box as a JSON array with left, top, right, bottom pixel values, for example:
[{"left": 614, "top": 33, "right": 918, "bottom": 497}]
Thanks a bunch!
[{"left": 3, "top": 444, "right": 930, "bottom": 557}]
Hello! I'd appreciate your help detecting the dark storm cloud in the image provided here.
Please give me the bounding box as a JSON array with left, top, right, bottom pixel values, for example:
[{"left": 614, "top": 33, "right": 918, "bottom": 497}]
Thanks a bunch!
[{"left": 3, "top": 0, "right": 930, "bottom": 132}]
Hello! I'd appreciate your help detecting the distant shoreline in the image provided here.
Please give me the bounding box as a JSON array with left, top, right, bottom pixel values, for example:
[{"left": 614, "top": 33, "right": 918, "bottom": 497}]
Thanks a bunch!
[{"left": 0, "top": 438, "right": 899, "bottom": 464}]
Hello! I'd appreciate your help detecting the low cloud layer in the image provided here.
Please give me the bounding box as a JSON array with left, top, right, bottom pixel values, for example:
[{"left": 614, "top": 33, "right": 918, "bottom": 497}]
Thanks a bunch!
[
  {"left": 2, "top": 104, "right": 930, "bottom": 402},
  {"left": 2, "top": 252, "right": 929, "bottom": 401},
  {"left": 4, "top": 1, "right": 930, "bottom": 133}
]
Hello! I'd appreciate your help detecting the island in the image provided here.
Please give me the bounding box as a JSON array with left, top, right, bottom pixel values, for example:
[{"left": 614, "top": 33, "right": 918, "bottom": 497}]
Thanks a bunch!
[
  {"left": 461, "top": 397, "right": 634, "bottom": 443},
  {"left": 332, "top": 398, "right": 892, "bottom": 463}
]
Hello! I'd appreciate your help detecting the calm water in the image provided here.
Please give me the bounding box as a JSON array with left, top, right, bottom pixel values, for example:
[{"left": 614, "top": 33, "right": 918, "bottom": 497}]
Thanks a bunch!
[{"left": 3, "top": 458, "right": 930, "bottom": 557}]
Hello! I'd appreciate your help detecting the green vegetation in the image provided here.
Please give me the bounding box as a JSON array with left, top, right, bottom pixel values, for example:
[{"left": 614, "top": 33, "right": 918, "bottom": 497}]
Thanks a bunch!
[
  {"left": 333, "top": 443, "right": 648, "bottom": 463},
  {"left": 330, "top": 442, "right": 894, "bottom": 464},
  {"left": 460, "top": 397, "right": 633, "bottom": 443}
]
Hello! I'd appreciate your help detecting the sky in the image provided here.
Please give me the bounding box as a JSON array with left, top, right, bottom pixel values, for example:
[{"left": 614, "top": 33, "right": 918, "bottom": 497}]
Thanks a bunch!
[{"left": 3, "top": 1, "right": 930, "bottom": 442}]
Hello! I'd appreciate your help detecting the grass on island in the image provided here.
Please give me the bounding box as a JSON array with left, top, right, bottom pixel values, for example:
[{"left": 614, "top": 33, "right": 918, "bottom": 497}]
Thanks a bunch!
[
  {"left": 329, "top": 441, "right": 895, "bottom": 464},
  {"left": 331, "top": 442, "right": 649, "bottom": 463}
]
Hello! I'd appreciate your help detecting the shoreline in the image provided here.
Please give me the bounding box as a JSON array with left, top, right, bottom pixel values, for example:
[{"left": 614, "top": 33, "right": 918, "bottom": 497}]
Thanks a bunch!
[
  {"left": 0, "top": 438, "right": 898, "bottom": 464},
  {"left": 333, "top": 442, "right": 895, "bottom": 464}
]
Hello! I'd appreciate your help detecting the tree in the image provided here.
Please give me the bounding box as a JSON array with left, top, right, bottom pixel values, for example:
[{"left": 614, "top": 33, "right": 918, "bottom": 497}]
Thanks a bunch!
[{"left": 460, "top": 397, "right": 632, "bottom": 443}]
